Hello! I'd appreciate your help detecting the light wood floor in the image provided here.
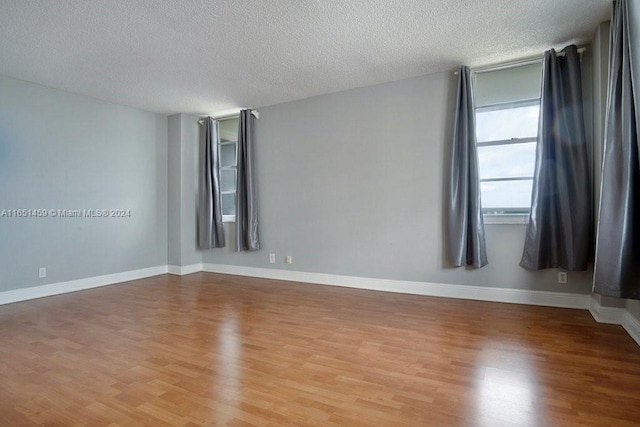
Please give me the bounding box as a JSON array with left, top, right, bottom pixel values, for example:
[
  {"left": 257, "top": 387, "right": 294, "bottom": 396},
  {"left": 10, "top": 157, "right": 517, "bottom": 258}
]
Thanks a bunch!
[{"left": 1, "top": 273, "right": 639, "bottom": 426}]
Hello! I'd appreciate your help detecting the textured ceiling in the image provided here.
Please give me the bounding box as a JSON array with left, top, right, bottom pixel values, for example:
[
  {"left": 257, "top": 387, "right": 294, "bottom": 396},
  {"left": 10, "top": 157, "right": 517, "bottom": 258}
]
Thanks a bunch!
[{"left": 0, "top": 0, "right": 611, "bottom": 116}]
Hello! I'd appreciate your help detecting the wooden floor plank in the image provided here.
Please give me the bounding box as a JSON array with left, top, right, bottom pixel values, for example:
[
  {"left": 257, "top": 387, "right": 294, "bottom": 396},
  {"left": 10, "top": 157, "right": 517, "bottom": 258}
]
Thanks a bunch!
[{"left": 1, "top": 272, "right": 639, "bottom": 426}]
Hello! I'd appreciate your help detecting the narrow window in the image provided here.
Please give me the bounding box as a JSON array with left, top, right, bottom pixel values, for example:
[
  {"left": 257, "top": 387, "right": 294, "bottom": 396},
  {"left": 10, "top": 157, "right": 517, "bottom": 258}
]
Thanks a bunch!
[
  {"left": 218, "top": 117, "right": 239, "bottom": 222},
  {"left": 474, "top": 63, "right": 542, "bottom": 221}
]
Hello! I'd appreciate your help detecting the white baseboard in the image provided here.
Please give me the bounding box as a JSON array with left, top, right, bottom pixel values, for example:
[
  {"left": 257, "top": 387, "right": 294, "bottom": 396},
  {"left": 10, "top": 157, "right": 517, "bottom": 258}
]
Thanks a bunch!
[
  {"left": 589, "top": 295, "right": 640, "bottom": 346},
  {"left": 202, "top": 264, "right": 640, "bottom": 347},
  {"left": 3, "top": 262, "right": 638, "bottom": 347},
  {"left": 168, "top": 264, "right": 203, "bottom": 276},
  {"left": 589, "top": 295, "right": 626, "bottom": 324},
  {"left": 622, "top": 310, "right": 640, "bottom": 346},
  {"left": 202, "top": 263, "right": 591, "bottom": 309},
  {"left": 0, "top": 265, "right": 168, "bottom": 306}
]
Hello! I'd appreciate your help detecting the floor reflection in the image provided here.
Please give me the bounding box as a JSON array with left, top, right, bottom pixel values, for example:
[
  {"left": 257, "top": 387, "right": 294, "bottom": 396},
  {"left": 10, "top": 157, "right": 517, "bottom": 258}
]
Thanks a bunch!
[
  {"left": 474, "top": 341, "right": 541, "bottom": 427},
  {"left": 216, "top": 310, "right": 241, "bottom": 423}
]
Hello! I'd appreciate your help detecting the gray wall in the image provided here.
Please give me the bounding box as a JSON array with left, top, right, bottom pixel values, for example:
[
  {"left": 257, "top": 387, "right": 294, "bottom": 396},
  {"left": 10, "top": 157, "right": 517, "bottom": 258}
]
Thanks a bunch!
[
  {"left": 201, "top": 71, "right": 592, "bottom": 293},
  {"left": 0, "top": 75, "right": 168, "bottom": 292},
  {"left": 167, "top": 115, "right": 182, "bottom": 265},
  {"left": 167, "top": 113, "right": 201, "bottom": 267}
]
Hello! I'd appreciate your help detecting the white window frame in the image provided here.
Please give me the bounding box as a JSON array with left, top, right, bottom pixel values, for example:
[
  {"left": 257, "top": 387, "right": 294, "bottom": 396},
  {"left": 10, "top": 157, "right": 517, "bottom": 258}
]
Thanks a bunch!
[
  {"left": 218, "top": 116, "right": 238, "bottom": 223},
  {"left": 476, "top": 98, "right": 540, "bottom": 225}
]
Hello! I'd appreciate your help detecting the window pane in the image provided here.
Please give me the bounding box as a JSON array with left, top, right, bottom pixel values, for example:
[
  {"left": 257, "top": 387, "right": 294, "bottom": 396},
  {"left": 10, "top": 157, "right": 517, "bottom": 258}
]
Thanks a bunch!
[
  {"left": 475, "top": 62, "right": 542, "bottom": 107},
  {"left": 476, "top": 104, "right": 539, "bottom": 142},
  {"left": 220, "top": 169, "right": 236, "bottom": 193},
  {"left": 220, "top": 142, "right": 236, "bottom": 167},
  {"left": 219, "top": 118, "right": 239, "bottom": 142},
  {"left": 222, "top": 192, "right": 236, "bottom": 216},
  {"left": 480, "top": 179, "right": 533, "bottom": 211},
  {"left": 478, "top": 142, "right": 536, "bottom": 180}
]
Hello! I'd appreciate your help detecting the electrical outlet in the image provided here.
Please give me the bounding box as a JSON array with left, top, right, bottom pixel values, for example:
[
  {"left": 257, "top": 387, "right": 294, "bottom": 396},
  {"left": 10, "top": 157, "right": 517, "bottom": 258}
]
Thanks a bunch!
[
  {"left": 558, "top": 271, "right": 567, "bottom": 284},
  {"left": 38, "top": 267, "right": 46, "bottom": 278},
  {"left": 269, "top": 253, "right": 276, "bottom": 264},
  {"left": 285, "top": 255, "right": 293, "bottom": 265}
]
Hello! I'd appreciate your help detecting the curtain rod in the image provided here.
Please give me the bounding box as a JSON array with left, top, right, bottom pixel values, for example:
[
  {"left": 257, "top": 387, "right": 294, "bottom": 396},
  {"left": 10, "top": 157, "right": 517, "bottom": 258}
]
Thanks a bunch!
[
  {"left": 198, "top": 109, "right": 259, "bottom": 125},
  {"left": 455, "top": 47, "right": 587, "bottom": 75}
]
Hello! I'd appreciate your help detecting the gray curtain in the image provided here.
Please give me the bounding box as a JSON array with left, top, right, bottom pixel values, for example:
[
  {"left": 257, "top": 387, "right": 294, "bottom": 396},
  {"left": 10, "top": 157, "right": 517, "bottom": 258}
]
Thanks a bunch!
[
  {"left": 594, "top": 0, "right": 640, "bottom": 299},
  {"left": 446, "top": 66, "right": 488, "bottom": 268},
  {"left": 198, "top": 117, "right": 225, "bottom": 249},
  {"left": 235, "top": 109, "right": 260, "bottom": 252},
  {"left": 520, "top": 46, "right": 592, "bottom": 271}
]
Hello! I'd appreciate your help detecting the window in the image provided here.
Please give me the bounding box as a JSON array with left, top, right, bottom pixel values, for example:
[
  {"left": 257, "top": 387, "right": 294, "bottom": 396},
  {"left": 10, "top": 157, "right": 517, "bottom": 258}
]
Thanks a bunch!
[
  {"left": 474, "top": 62, "right": 542, "bottom": 220},
  {"left": 476, "top": 100, "right": 539, "bottom": 214},
  {"left": 218, "top": 117, "right": 239, "bottom": 221}
]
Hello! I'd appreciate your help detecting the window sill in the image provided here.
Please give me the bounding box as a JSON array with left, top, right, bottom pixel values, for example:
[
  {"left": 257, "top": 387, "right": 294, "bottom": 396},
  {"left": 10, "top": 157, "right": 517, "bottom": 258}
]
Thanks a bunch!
[
  {"left": 483, "top": 214, "right": 529, "bottom": 225},
  {"left": 222, "top": 215, "right": 236, "bottom": 223}
]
